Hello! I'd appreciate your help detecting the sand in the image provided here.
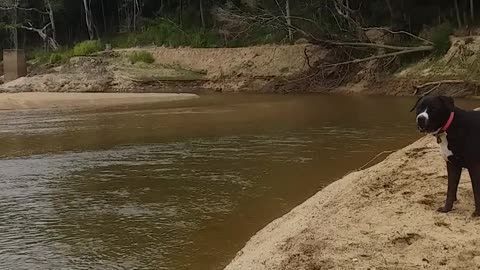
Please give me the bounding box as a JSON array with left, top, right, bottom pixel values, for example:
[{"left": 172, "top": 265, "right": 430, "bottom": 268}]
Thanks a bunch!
[
  {"left": 0, "top": 92, "right": 199, "bottom": 110},
  {"left": 224, "top": 136, "right": 480, "bottom": 270}
]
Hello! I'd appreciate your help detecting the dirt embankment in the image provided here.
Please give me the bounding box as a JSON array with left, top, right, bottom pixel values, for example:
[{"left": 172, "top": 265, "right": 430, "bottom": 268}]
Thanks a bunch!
[
  {"left": 224, "top": 136, "right": 480, "bottom": 270},
  {"left": 0, "top": 44, "right": 327, "bottom": 94},
  {"left": 334, "top": 36, "right": 480, "bottom": 97},
  {"left": 2, "top": 37, "right": 480, "bottom": 95}
]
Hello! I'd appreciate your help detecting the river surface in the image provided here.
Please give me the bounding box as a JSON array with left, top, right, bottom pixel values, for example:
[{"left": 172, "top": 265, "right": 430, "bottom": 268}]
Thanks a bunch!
[{"left": 1, "top": 94, "right": 479, "bottom": 270}]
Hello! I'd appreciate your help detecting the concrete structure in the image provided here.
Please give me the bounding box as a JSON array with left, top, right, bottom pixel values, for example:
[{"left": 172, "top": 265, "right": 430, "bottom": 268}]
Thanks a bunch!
[{"left": 3, "top": 49, "right": 27, "bottom": 82}]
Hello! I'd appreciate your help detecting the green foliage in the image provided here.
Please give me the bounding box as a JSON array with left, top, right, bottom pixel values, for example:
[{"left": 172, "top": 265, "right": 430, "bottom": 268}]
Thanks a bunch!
[
  {"left": 109, "top": 19, "right": 222, "bottom": 48},
  {"left": 128, "top": 51, "right": 155, "bottom": 64},
  {"left": 72, "top": 40, "right": 103, "bottom": 56},
  {"left": 430, "top": 23, "right": 453, "bottom": 56},
  {"left": 49, "top": 50, "right": 73, "bottom": 64},
  {"left": 27, "top": 47, "right": 73, "bottom": 65},
  {"left": 29, "top": 48, "right": 52, "bottom": 64}
]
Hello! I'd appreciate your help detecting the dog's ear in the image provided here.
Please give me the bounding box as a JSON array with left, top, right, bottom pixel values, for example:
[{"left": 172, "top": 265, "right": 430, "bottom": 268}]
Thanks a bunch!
[{"left": 440, "top": 96, "right": 455, "bottom": 111}]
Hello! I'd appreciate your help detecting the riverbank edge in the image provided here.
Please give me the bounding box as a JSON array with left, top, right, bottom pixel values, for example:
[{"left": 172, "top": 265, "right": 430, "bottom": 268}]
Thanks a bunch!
[
  {"left": 1, "top": 42, "right": 478, "bottom": 97},
  {"left": 223, "top": 136, "right": 480, "bottom": 270},
  {"left": 0, "top": 92, "right": 199, "bottom": 111}
]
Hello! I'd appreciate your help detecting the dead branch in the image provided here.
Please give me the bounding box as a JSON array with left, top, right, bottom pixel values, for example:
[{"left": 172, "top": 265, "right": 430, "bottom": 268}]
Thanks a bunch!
[
  {"left": 413, "top": 83, "right": 441, "bottom": 96},
  {"left": 304, "top": 47, "right": 313, "bottom": 69},
  {"left": 0, "top": 6, "right": 48, "bottom": 14},
  {"left": 323, "top": 41, "right": 433, "bottom": 51},
  {"left": 361, "top": 27, "right": 434, "bottom": 45},
  {"left": 322, "top": 46, "right": 432, "bottom": 68},
  {"left": 19, "top": 23, "right": 59, "bottom": 50},
  {"left": 414, "top": 79, "right": 465, "bottom": 89}
]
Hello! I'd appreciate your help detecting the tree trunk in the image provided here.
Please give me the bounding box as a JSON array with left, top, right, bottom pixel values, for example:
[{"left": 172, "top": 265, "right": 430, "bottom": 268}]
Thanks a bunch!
[
  {"left": 199, "top": 0, "right": 206, "bottom": 28},
  {"left": 12, "top": 0, "right": 18, "bottom": 49},
  {"left": 385, "top": 0, "right": 394, "bottom": 25},
  {"left": 179, "top": 0, "right": 183, "bottom": 27},
  {"left": 471, "top": 0, "right": 475, "bottom": 21},
  {"left": 454, "top": 0, "right": 462, "bottom": 28},
  {"left": 285, "top": 0, "right": 293, "bottom": 41},
  {"left": 159, "top": 0, "right": 164, "bottom": 16},
  {"left": 82, "top": 0, "right": 95, "bottom": 39},
  {"left": 101, "top": 0, "right": 107, "bottom": 33},
  {"left": 45, "top": 0, "right": 58, "bottom": 48}
]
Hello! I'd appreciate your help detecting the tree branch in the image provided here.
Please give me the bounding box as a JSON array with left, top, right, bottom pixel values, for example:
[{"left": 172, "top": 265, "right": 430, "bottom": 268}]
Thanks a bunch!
[
  {"left": 324, "top": 41, "right": 433, "bottom": 51},
  {"left": 0, "top": 6, "right": 48, "bottom": 14},
  {"left": 414, "top": 80, "right": 465, "bottom": 89},
  {"left": 361, "top": 27, "right": 434, "bottom": 45},
  {"left": 322, "top": 47, "right": 432, "bottom": 68}
]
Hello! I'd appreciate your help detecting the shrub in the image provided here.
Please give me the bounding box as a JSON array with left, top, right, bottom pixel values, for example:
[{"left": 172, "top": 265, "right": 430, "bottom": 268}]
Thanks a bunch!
[
  {"left": 108, "top": 19, "right": 223, "bottom": 48},
  {"left": 73, "top": 40, "right": 103, "bottom": 56},
  {"left": 430, "top": 22, "right": 453, "bottom": 56},
  {"left": 128, "top": 51, "right": 155, "bottom": 64},
  {"left": 49, "top": 53, "right": 63, "bottom": 64}
]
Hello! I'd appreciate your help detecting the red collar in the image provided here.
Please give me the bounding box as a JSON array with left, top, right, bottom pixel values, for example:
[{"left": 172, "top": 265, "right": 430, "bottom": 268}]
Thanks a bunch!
[{"left": 441, "top": 112, "right": 455, "bottom": 132}]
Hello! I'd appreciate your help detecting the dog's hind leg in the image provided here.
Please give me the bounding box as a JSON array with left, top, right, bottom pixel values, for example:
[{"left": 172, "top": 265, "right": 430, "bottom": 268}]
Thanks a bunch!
[
  {"left": 468, "top": 164, "right": 480, "bottom": 217},
  {"left": 438, "top": 161, "right": 461, "bottom": 213}
]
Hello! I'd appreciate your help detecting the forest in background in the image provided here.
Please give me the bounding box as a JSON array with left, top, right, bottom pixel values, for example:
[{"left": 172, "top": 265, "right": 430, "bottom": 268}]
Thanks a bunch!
[{"left": 0, "top": 0, "right": 478, "bottom": 62}]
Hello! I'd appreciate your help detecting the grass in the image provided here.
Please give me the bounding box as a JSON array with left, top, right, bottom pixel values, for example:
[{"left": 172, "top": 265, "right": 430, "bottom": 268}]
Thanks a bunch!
[
  {"left": 72, "top": 40, "right": 103, "bottom": 56},
  {"left": 28, "top": 47, "right": 73, "bottom": 65},
  {"left": 28, "top": 39, "right": 103, "bottom": 66},
  {"left": 106, "top": 19, "right": 283, "bottom": 49},
  {"left": 128, "top": 51, "right": 155, "bottom": 64},
  {"left": 107, "top": 20, "right": 215, "bottom": 48}
]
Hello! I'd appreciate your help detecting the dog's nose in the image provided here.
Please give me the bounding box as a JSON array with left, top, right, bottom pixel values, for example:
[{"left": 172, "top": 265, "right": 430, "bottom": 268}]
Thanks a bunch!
[{"left": 417, "top": 115, "right": 427, "bottom": 128}]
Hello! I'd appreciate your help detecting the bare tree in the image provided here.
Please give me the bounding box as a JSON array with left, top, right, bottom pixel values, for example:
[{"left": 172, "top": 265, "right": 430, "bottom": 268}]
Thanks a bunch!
[
  {"left": 200, "top": 0, "right": 206, "bottom": 28},
  {"left": 470, "top": 0, "right": 475, "bottom": 21},
  {"left": 285, "top": 0, "right": 292, "bottom": 41},
  {"left": 133, "top": 0, "right": 142, "bottom": 31},
  {"left": 0, "top": 0, "right": 59, "bottom": 49},
  {"left": 82, "top": 0, "right": 95, "bottom": 39},
  {"left": 44, "top": 0, "right": 56, "bottom": 42},
  {"left": 101, "top": 0, "right": 107, "bottom": 33},
  {"left": 454, "top": 0, "right": 462, "bottom": 28}
]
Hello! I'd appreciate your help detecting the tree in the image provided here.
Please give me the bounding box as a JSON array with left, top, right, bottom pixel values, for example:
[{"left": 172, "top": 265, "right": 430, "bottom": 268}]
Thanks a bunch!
[
  {"left": 82, "top": 0, "right": 95, "bottom": 39},
  {"left": 285, "top": 0, "right": 292, "bottom": 41},
  {"left": 0, "top": 0, "right": 59, "bottom": 50}
]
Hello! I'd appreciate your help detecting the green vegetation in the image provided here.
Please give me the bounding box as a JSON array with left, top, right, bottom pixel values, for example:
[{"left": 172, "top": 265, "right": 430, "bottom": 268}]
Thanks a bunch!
[
  {"left": 128, "top": 51, "right": 155, "bottom": 64},
  {"left": 1, "top": 0, "right": 478, "bottom": 72},
  {"left": 431, "top": 23, "right": 454, "bottom": 56},
  {"left": 72, "top": 40, "right": 103, "bottom": 56},
  {"left": 108, "top": 20, "right": 222, "bottom": 48}
]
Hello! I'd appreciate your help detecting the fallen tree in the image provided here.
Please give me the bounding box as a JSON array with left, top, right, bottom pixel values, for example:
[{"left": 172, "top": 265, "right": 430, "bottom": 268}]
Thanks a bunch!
[{"left": 214, "top": 1, "right": 437, "bottom": 90}]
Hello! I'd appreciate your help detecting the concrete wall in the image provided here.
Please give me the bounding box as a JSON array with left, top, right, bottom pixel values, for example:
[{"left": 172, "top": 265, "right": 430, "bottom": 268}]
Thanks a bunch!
[{"left": 3, "top": 49, "right": 27, "bottom": 82}]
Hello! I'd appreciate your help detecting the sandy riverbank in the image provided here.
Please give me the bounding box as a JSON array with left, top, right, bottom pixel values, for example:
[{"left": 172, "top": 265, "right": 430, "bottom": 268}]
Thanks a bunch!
[
  {"left": 224, "top": 136, "right": 480, "bottom": 270},
  {"left": 0, "top": 92, "right": 198, "bottom": 110}
]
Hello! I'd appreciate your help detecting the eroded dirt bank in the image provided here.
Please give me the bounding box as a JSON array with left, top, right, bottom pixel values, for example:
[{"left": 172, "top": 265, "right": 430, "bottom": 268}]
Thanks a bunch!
[
  {"left": 224, "top": 136, "right": 480, "bottom": 270},
  {"left": 0, "top": 44, "right": 327, "bottom": 94}
]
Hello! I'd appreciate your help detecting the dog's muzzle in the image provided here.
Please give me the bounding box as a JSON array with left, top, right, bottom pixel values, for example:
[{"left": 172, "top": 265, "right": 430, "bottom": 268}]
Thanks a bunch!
[{"left": 416, "top": 115, "right": 427, "bottom": 132}]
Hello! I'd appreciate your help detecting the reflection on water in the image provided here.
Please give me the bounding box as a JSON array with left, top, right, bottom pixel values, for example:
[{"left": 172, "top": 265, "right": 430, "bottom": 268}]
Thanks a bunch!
[{"left": 0, "top": 94, "right": 475, "bottom": 269}]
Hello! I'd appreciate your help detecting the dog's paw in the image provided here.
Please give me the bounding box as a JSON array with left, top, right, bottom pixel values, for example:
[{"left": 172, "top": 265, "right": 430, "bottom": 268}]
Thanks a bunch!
[{"left": 437, "top": 206, "right": 452, "bottom": 213}]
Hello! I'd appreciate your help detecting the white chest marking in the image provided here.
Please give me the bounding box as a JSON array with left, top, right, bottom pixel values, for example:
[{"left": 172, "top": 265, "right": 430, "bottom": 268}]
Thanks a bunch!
[{"left": 438, "top": 133, "right": 453, "bottom": 161}]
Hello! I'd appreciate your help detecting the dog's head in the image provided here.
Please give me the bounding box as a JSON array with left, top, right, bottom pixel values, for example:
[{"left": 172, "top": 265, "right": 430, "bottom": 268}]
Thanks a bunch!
[{"left": 414, "top": 95, "right": 455, "bottom": 133}]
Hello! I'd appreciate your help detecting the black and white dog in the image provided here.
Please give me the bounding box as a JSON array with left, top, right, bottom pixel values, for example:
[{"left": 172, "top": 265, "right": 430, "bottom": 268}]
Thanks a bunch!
[{"left": 414, "top": 95, "right": 480, "bottom": 217}]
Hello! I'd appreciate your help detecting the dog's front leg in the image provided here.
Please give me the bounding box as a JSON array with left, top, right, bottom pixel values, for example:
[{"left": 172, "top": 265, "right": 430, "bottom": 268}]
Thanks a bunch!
[
  {"left": 438, "top": 161, "right": 461, "bottom": 213},
  {"left": 467, "top": 164, "right": 480, "bottom": 217}
]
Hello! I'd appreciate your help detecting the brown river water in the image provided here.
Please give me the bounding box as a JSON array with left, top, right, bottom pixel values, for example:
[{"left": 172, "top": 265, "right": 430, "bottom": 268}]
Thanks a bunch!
[{"left": 0, "top": 94, "right": 479, "bottom": 270}]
